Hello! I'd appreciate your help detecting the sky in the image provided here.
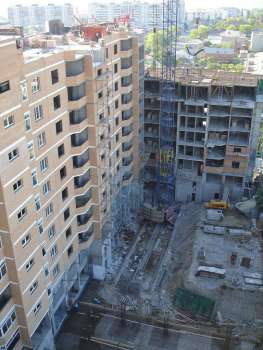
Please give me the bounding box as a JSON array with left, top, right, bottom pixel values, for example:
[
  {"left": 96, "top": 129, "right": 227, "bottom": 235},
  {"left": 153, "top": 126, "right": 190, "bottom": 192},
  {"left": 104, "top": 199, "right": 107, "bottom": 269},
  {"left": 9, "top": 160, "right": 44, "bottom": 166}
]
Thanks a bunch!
[{"left": 1, "top": 0, "right": 262, "bottom": 16}]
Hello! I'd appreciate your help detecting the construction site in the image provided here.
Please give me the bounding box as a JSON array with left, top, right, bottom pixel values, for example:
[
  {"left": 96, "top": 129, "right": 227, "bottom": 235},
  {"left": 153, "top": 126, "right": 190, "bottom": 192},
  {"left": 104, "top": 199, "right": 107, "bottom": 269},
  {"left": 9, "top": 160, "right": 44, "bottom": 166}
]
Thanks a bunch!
[{"left": 55, "top": 0, "right": 263, "bottom": 349}]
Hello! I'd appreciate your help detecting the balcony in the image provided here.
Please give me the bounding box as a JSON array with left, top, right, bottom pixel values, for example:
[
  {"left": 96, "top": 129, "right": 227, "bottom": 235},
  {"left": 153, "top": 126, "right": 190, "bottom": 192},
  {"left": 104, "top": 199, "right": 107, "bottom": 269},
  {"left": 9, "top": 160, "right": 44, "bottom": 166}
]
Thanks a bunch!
[
  {"left": 69, "top": 106, "right": 87, "bottom": 125},
  {"left": 31, "top": 314, "right": 53, "bottom": 350},
  {"left": 122, "top": 125, "right": 133, "bottom": 137},
  {"left": 121, "top": 57, "right": 132, "bottom": 70},
  {"left": 121, "top": 38, "right": 132, "bottom": 51},
  {"left": 77, "top": 208, "right": 92, "bottom": 226},
  {"left": 144, "top": 101, "right": 160, "bottom": 110},
  {"left": 78, "top": 225, "right": 94, "bottom": 243},
  {"left": 72, "top": 150, "right": 89, "bottom": 168},
  {"left": 145, "top": 142, "right": 159, "bottom": 152},
  {"left": 121, "top": 92, "right": 132, "bottom": 104},
  {"left": 122, "top": 108, "right": 133, "bottom": 121},
  {"left": 75, "top": 189, "right": 92, "bottom": 208},
  {"left": 230, "top": 124, "right": 250, "bottom": 133},
  {"left": 228, "top": 134, "right": 250, "bottom": 147},
  {"left": 205, "top": 159, "right": 224, "bottom": 167},
  {"left": 66, "top": 58, "right": 84, "bottom": 77},
  {"left": 207, "top": 148, "right": 225, "bottom": 160},
  {"left": 208, "top": 122, "right": 229, "bottom": 132},
  {"left": 71, "top": 128, "right": 89, "bottom": 147},
  {"left": 144, "top": 129, "right": 159, "bottom": 138},
  {"left": 68, "top": 83, "right": 86, "bottom": 101},
  {"left": 122, "top": 141, "right": 133, "bottom": 152},
  {"left": 0, "top": 285, "right": 11, "bottom": 312},
  {"left": 121, "top": 74, "right": 132, "bottom": 87},
  {"left": 123, "top": 171, "right": 132, "bottom": 181},
  {"left": 122, "top": 155, "right": 133, "bottom": 166},
  {"left": 74, "top": 169, "right": 91, "bottom": 188},
  {"left": 144, "top": 116, "right": 159, "bottom": 124}
]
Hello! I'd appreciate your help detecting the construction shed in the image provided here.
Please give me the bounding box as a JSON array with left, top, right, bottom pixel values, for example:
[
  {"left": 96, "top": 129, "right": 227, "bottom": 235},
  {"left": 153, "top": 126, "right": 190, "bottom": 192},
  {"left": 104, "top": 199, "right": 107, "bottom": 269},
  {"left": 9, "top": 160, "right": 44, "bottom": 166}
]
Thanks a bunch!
[{"left": 174, "top": 288, "right": 215, "bottom": 320}]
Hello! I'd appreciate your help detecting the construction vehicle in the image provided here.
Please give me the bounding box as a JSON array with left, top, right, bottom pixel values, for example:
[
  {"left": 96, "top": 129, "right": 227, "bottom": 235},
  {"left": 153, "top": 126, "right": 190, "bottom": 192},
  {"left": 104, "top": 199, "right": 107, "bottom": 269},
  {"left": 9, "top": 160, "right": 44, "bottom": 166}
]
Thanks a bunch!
[{"left": 205, "top": 200, "right": 229, "bottom": 209}]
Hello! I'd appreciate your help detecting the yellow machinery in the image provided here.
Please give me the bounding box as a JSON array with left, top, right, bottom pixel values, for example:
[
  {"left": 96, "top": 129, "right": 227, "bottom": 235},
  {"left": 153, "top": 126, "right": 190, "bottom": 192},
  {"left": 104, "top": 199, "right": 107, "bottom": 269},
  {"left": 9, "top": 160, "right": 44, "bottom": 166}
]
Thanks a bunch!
[{"left": 205, "top": 200, "right": 229, "bottom": 209}]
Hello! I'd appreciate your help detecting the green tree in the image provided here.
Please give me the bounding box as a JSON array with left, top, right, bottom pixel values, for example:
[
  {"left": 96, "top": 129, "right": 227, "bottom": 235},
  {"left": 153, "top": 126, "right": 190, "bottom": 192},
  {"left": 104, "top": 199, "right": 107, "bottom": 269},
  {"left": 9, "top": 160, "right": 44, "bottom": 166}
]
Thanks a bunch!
[
  {"left": 238, "top": 24, "right": 253, "bottom": 35},
  {"left": 189, "top": 25, "right": 209, "bottom": 39}
]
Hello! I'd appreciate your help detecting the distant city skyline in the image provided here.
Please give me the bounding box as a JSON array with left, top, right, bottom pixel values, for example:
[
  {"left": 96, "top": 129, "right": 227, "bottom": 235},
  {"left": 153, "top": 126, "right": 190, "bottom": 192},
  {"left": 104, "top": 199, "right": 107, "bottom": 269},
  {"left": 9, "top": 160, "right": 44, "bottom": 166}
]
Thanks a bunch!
[{"left": 2, "top": 0, "right": 263, "bottom": 17}]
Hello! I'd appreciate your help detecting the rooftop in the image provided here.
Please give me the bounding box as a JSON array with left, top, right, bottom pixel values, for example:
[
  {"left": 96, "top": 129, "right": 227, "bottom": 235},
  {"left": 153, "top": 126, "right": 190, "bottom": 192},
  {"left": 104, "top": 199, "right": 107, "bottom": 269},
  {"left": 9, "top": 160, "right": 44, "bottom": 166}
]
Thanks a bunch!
[{"left": 145, "top": 68, "right": 262, "bottom": 87}]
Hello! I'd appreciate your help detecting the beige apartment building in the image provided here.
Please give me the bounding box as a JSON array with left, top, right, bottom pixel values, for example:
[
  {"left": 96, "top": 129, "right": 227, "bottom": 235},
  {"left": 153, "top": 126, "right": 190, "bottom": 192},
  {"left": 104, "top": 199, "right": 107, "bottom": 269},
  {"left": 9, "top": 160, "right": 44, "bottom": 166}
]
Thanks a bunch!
[{"left": 0, "top": 26, "right": 144, "bottom": 350}]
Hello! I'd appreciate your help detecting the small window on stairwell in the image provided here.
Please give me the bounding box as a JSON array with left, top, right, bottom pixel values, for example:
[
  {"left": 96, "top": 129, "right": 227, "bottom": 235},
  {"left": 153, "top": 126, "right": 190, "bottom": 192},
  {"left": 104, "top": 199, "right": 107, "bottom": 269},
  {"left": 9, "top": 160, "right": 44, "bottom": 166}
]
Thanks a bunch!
[{"left": 232, "top": 161, "right": 240, "bottom": 169}]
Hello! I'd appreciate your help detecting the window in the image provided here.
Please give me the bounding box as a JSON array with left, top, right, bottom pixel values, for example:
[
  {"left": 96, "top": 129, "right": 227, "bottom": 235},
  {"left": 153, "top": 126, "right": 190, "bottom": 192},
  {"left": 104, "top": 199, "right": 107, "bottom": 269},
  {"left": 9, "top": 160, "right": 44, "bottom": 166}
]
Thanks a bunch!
[
  {"left": 0, "top": 262, "right": 7, "bottom": 280},
  {"left": 60, "top": 166, "right": 67, "bottom": 180},
  {"left": 232, "top": 161, "right": 240, "bottom": 169},
  {"left": 44, "top": 264, "right": 49, "bottom": 277},
  {"left": 21, "top": 233, "right": 31, "bottom": 247},
  {"left": 67, "top": 245, "right": 73, "bottom": 257},
  {"left": 51, "top": 69, "right": 59, "bottom": 84},
  {"left": 98, "top": 91, "right": 103, "bottom": 99},
  {"left": 8, "top": 148, "right": 19, "bottom": 162},
  {"left": 27, "top": 141, "right": 35, "bottom": 160},
  {"left": 32, "top": 77, "right": 40, "bottom": 93},
  {"left": 35, "top": 195, "right": 41, "bottom": 211},
  {"left": 115, "top": 133, "right": 119, "bottom": 143},
  {"left": 13, "top": 179, "right": 23, "bottom": 192},
  {"left": 114, "top": 63, "right": 118, "bottom": 74},
  {"left": 62, "top": 187, "right": 68, "bottom": 201},
  {"left": 0, "top": 81, "right": 10, "bottom": 94},
  {"left": 37, "top": 131, "right": 46, "bottom": 148},
  {"left": 40, "top": 157, "right": 48, "bottom": 173},
  {"left": 45, "top": 203, "right": 53, "bottom": 217},
  {"left": 1, "top": 310, "right": 16, "bottom": 336},
  {"left": 17, "top": 207, "right": 27, "bottom": 221},
  {"left": 115, "top": 99, "right": 119, "bottom": 109},
  {"left": 234, "top": 147, "right": 242, "bottom": 153},
  {"left": 34, "top": 105, "right": 43, "bottom": 121},
  {"left": 42, "top": 246, "right": 46, "bottom": 256},
  {"left": 4, "top": 115, "right": 14, "bottom": 128},
  {"left": 53, "top": 95, "right": 61, "bottom": 110},
  {"left": 65, "top": 226, "right": 72, "bottom": 239},
  {"left": 57, "top": 144, "right": 65, "bottom": 158},
  {"left": 50, "top": 244, "right": 58, "bottom": 258},
  {"left": 24, "top": 112, "right": 31, "bottom": 131},
  {"left": 26, "top": 258, "right": 34, "bottom": 271},
  {"left": 48, "top": 225, "right": 56, "bottom": 239},
  {"left": 20, "top": 80, "right": 28, "bottom": 101},
  {"left": 114, "top": 44, "right": 118, "bottom": 54},
  {"left": 30, "top": 281, "right": 38, "bottom": 294},
  {"left": 31, "top": 169, "right": 38, "bottom": 186},
  {"left": 114, "top": 81, "right": 118, "bottom": 91},
  {"left": 42, "top": 246, "right": 46, "bottom": 255},
  {"left": 53, "top": 263, "right": 60, "bottom": 277},
  {"left": 56, "top": 120, "right": 63, "bottom": 134},
  {"left": 64, "top": 207, "right": 70, "bottom": 221},
  {"left": 33, "top": 302, "right": 41, "bottom": 315},
  {"left": 37, "top": 219, "right": 44, "bottom": 235},
  {"left": 43, "top": 181, "right": 51, "bottom": 196}
]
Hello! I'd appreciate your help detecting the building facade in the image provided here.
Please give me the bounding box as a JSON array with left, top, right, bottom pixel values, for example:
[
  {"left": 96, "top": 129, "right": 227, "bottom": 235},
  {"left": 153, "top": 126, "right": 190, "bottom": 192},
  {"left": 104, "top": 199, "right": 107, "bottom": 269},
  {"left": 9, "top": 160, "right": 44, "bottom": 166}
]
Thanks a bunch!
[
  {"left": 8, "top": 3, "right": 74, "bottom": 30},
  {"left": 87, "top": 1, "right": 185, "bottom": 32},
  {"left": 0, "top": 27, "right": 143, "bottom": 350},
  {"left": 144, "top": 69, "right": 263, "bottom": 204}
]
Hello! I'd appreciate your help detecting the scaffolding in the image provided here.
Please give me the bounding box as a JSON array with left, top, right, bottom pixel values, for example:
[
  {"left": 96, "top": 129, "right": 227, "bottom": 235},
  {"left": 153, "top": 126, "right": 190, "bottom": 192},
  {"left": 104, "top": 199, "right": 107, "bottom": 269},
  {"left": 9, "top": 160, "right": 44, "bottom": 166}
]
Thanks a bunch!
[{"left": 157, "top": 0, "right": 179, "bottom": 205}]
